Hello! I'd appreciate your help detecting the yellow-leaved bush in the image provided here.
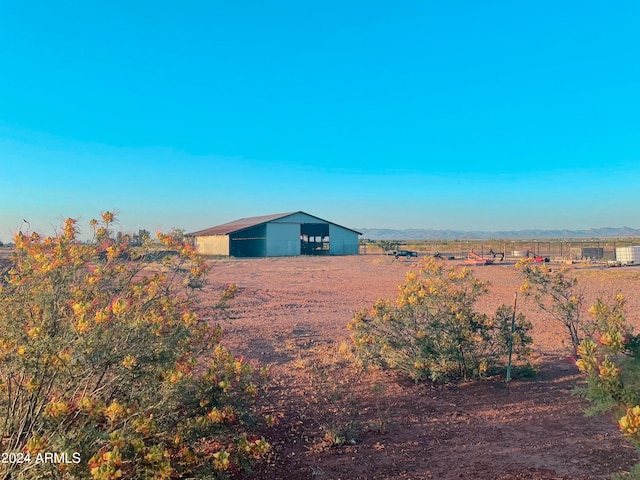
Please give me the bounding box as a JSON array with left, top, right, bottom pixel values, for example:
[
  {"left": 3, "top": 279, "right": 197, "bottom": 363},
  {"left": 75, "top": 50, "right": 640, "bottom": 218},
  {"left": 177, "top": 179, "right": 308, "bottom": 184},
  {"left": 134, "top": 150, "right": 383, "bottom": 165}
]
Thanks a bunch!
[
  {"left": 575, "top": 295, "right": 640, "bottom": 422},
  {"left": 0, "top": 213, "right": 270, "bottom": 479},
  {"left": 348, "top": 258, "right": 532, "bottom": 383},
  {"left": 516, "top": 257, "right": 584, "bottom": 350},
  {"left": 574, "top": 294, "right": 640, "bottom": 477}
]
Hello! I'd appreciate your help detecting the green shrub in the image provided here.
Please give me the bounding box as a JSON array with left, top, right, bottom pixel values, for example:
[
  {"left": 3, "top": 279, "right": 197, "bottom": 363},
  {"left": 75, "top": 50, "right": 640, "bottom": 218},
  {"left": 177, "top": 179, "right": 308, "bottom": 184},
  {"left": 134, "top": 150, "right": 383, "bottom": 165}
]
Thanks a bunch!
[
  {"left": 0, "top": 213, "right": 269, "bottom": 479},
  {"left": 517, "top": 258, "right": 585, "bottom": 349},
  {"left": 377, "top": 240, "right": 398, "bottom": 253},
  {"left": 348, "top": 258, "right": 532, "bottom": 383},
  {"left": 575, "top": 294, "right": 640, "bottom": 478}
]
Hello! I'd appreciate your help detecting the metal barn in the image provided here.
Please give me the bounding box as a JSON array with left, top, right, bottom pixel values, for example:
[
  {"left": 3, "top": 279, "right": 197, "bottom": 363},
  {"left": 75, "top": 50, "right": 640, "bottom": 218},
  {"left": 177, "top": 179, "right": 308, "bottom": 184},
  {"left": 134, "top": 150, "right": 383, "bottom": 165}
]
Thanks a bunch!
[{"left": 189, "top": 212, "right": 361, "bottom": 257}]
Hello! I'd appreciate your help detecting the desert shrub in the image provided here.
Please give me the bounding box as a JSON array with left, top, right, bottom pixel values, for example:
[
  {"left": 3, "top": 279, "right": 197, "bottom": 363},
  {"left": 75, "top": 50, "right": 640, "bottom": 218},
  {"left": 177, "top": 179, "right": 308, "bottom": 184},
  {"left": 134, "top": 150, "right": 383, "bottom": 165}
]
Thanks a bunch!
[
  {"left": 348, "top": 258, "right": 532, "bottom": 383},
  {"left": 0, "top": 213, "right": 269, "bottom": 479},
  {"left": 517, "top": 258, "right": 585, "bottom": 350},
  {"left": 575, "top": 294, "right": 640, "bottom": 478},
  {"left": 377, "top": 241, "right": 398, "bottom": 253},
  {"left": 575, "top": 294, "right": 640, "bottom": 414}
]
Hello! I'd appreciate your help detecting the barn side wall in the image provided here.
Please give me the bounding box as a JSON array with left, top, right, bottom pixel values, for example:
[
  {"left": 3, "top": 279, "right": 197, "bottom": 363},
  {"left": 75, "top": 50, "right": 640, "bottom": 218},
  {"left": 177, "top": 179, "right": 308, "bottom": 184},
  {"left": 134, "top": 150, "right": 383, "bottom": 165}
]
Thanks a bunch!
[
  {"left": 195, "top": 235, "right": 229, "bottom": 256},
  {"left": 328, "top": 225, "right": 359, "bottom": 255},
  {"left": 266, "top": 222, "right": 301, "bottom": 256}
]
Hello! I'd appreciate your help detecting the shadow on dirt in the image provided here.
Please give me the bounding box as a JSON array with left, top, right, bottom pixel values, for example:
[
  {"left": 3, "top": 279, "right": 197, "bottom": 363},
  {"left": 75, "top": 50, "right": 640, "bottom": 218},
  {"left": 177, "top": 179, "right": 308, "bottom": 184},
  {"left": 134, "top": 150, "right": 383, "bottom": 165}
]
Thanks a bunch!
[{"left": 247, "top": 354, "right": 639, "bottom": 480}]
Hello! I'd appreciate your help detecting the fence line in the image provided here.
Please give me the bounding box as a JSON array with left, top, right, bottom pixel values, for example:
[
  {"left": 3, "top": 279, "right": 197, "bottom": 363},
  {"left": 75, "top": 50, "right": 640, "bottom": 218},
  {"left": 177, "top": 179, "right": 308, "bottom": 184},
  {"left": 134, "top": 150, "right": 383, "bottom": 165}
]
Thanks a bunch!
[{"left": 360, "top": 240, "right": 640, "bottom": 262}]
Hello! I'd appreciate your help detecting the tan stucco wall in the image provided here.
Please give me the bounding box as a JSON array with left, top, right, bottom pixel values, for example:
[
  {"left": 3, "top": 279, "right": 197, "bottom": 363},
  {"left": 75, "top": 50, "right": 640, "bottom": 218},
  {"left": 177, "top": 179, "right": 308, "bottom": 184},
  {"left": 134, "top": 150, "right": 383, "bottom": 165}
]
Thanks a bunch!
[{"left": 195, "top": 235, "right": 229, "bottom": 256}]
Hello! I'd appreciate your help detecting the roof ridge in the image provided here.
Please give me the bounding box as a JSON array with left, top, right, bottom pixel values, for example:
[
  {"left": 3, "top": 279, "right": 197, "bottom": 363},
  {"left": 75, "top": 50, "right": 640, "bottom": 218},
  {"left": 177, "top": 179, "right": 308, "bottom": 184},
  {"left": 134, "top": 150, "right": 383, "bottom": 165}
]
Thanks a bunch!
[{"left": 188, "top": 211, "right": 361, "bottom": 237}]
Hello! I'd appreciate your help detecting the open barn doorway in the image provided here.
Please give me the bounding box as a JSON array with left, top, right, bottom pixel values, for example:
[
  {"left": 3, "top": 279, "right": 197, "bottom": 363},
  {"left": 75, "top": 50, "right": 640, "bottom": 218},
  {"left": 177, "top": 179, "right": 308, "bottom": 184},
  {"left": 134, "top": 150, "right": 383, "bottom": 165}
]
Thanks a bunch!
[
  {"left": 229, "top": 224, "right": 267, "bottom": 257},
  {"left": 300, "top": 223, "right": 329, "bottom": 255}
]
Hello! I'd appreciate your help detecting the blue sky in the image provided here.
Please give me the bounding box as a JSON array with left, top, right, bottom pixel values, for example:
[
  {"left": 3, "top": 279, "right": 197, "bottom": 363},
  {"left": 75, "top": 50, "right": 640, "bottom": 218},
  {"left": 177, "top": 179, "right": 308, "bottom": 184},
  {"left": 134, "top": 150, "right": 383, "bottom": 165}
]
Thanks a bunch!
[{"left": 1, "top": 1, "right": 639, "bottom": 242}]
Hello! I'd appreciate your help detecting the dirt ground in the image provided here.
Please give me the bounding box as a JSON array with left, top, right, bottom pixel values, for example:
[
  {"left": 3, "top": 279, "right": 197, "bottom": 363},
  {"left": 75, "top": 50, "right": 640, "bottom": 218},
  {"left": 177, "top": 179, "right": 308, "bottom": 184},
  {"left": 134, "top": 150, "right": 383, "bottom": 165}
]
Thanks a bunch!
[
  {"left": 198, "top": 254, "right": 640, "bottom": 480},
  {"left": 3, "top": 247, "right": 640, "bottom": 479}
]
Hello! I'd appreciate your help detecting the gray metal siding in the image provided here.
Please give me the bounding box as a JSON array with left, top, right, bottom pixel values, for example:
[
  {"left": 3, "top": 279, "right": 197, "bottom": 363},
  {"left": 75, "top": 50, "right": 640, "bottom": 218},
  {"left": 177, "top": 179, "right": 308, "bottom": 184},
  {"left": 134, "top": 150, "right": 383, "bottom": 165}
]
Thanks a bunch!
[
  {"left": 328, "top": 224, "right": 359, "bottom": 255},
  {"left": 266, "top": 222, "right": 301, "bottom": 256}
]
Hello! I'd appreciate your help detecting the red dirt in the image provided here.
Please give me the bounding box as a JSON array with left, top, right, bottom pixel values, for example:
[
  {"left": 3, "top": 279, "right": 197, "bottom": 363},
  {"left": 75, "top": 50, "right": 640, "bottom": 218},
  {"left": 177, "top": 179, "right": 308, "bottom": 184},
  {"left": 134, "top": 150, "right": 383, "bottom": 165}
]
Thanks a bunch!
[{"left": 198, "top": 255, "right": 640, "bottom": 480}]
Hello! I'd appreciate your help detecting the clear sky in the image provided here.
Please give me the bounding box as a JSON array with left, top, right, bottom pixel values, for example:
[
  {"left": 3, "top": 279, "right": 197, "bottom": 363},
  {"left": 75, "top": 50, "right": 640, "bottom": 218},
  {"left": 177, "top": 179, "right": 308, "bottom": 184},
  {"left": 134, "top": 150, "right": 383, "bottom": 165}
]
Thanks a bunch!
[{"left": 1, "top": 1, "right": 639, "bottom": 242}]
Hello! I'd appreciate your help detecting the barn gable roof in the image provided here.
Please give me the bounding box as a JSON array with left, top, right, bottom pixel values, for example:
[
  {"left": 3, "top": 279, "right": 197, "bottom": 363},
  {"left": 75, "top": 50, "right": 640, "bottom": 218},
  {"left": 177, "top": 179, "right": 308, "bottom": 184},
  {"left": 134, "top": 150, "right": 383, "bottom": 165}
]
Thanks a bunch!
[{"left": 188, "top": 211, "right": 362, "bottom": 236}]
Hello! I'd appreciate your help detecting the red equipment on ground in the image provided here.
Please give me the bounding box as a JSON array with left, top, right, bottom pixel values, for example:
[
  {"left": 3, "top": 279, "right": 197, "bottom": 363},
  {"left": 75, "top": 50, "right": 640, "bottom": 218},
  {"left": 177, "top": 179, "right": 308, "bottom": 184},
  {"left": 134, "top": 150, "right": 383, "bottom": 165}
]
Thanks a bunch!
[{"left": 465, "top": 250, "right": 494, "bottom": 265}]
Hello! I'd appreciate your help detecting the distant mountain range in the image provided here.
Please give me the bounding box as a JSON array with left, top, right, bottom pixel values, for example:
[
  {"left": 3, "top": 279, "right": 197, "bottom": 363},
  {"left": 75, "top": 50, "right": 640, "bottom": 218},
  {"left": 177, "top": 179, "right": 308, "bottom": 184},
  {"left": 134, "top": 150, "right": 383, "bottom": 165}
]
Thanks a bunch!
[{"left": 358, "top": 227, "right": 640, "bottom": 240}]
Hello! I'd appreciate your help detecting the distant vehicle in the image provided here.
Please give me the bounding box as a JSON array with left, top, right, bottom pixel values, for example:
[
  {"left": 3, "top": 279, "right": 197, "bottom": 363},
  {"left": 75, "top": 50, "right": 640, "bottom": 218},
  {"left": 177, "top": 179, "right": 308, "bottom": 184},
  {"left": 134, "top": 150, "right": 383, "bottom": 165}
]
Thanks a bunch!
[{"left": 386, "top": 249, "right": 418, "bottom": 259}]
